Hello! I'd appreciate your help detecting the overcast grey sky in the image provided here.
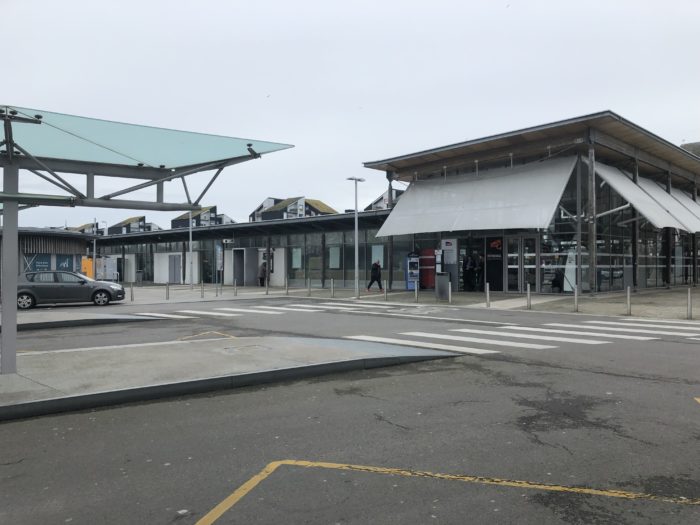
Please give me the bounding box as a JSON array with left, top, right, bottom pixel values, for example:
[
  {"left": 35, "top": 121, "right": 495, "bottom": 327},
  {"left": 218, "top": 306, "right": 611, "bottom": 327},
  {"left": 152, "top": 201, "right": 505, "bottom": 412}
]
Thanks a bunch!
[{"left": 3, "top": 0, "right": 699, "bottom": 228}]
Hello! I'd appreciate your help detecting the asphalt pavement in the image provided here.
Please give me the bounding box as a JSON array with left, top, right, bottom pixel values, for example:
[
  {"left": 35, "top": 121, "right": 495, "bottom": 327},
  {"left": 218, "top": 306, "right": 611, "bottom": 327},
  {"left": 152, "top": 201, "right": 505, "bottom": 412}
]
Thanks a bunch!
[{"left": 1, "top": 284, "right": 700, "bottom": 421}]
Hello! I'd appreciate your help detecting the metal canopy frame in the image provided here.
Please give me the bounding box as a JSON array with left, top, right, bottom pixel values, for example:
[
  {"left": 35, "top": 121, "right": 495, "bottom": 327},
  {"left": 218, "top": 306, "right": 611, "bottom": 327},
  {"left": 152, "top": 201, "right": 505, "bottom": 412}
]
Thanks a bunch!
[{"left": 0, "top": 105, "right": 293, "bottom": 374}]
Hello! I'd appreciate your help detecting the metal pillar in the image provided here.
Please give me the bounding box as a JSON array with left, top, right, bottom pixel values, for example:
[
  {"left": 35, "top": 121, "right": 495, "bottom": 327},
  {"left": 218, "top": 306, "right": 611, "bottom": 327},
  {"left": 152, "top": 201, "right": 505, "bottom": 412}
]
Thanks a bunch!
[
  {"left": 694, "top": 183, "right": 698, "bottom": 286},
  {"left": 665, "top": 173, "right": 672, "bottom": 288},
  {"left": 1, "top": 165, "right": 19, "bottom": 374},
  {"left": 347, "top": 177, "right": 364, "bottom": 299},
  {"left": 575, "top": 155, "right": 582, "bottom": 293},
  {"left": 632, "top": 159, "right": 640, "bottom": 290},
  {"left": 92, "top": 217, "right": 97, "bottom": 279},
  {"left": 188, "top": 211, "right": 194, "bottom": 289},
  {"left": 587, "top": 142, "right": 597, "bottom": 294}
]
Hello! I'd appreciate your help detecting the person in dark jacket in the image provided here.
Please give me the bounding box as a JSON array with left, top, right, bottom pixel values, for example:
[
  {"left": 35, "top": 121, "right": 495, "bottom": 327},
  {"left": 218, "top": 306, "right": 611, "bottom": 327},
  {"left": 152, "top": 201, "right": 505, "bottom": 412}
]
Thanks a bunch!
[{"left": 367, "top": 260, "right": 383, "bottom": 291}]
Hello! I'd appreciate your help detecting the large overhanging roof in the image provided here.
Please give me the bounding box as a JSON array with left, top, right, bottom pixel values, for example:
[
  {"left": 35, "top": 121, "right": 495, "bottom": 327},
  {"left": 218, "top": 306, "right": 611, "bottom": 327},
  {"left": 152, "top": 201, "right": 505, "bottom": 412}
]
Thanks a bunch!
[
  {"left": 0, "top": 105, "right": 293, "bottom": 211},
  {"left": 364, "top": 111, "right": 700, "bottom": 188}
]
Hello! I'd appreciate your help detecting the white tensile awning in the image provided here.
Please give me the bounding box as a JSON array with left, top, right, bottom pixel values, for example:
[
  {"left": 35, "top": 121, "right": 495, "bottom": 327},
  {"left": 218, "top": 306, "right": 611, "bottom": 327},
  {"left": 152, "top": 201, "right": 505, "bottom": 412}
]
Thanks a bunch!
[
  {"left": 376, "top": 156, "right": 577, "bottom": 237},
  {"left": 636, "top": 177, "right": 700, "bottom": 233},
  {"left": 593, "top": 163, "right": 687, "bottom": 230},
  {"left": 670, "top": 187, "right": 700, "bottom": 233}
]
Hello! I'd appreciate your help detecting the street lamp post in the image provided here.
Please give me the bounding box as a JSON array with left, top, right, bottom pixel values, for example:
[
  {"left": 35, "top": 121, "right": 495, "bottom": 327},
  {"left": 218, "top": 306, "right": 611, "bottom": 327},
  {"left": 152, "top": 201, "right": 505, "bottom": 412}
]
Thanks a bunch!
[{"left": 346, "top": 177, "right": 365, "bottom": 298}]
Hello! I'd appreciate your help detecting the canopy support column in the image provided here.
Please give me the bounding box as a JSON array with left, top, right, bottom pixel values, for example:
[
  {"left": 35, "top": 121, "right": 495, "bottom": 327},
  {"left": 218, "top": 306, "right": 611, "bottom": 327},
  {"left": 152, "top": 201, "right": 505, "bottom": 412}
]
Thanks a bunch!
[
  {"left": 587, "top": 140, "right": 597, "bottom": 294},
  {"left": 694, "top": 182, "right": 698, "bottom": 286},
  {"left": 1, "top": 165, "right": 19, "bottom": 374},
  {"left": 665, "top": 172, "right": 672, "bottom": 288},
  {"left": 632, "top": 159, "right": 640, "bottom": 290}
]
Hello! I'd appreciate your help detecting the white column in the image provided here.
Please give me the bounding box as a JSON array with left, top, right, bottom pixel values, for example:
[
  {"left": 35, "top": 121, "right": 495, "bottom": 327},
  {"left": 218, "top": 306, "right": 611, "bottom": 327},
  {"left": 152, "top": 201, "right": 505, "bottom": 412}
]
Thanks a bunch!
[{"left": 1, "top": 165, "right": 19, "bottom": 374}]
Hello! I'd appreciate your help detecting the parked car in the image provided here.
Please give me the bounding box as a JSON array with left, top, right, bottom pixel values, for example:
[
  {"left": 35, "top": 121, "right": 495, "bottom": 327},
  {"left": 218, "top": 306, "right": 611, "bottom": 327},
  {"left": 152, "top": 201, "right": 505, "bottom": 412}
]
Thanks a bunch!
[{"left": 17, "top": 271, "right": 125, "bottom": 309}]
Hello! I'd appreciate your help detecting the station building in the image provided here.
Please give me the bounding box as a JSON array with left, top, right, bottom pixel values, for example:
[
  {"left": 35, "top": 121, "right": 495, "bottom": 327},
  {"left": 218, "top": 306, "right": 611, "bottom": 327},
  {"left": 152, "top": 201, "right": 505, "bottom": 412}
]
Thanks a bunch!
[{"left": 18, "top": 111, "right": 700, "bottom": 295}]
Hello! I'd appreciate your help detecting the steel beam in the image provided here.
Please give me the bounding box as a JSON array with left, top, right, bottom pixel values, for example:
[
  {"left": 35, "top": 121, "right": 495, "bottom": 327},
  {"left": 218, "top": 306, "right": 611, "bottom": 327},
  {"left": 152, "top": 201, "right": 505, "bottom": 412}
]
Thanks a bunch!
[{"left": 1, "top": 165, "right": 19, "bottom": 374}]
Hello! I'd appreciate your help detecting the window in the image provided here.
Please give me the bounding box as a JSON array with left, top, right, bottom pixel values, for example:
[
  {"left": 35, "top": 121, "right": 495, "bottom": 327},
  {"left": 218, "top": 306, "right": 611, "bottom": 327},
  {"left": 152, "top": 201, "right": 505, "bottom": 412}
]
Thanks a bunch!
[
  {"left": 57, "top": 272, "right": 83, "bottom": 283},
  {"left": 31, "top": 272, "right": 56, "bottom": 283}
]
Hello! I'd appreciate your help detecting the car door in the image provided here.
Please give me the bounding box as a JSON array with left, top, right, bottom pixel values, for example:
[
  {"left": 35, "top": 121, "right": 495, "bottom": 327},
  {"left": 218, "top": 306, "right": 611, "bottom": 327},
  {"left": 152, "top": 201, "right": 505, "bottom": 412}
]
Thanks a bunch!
[
  {"left": 26, "top": 272, "right": 59, "bottom": 302},
  {"left": 56, "top": 272, "right": 90, "bottom": 302}
]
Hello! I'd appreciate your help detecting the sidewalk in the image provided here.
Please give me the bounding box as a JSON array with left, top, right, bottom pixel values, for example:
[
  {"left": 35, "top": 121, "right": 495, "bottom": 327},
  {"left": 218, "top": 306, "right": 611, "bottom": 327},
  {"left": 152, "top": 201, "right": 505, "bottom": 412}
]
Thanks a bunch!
[{"left": 1, "top": 283, "right": 698, "bottom": 420}]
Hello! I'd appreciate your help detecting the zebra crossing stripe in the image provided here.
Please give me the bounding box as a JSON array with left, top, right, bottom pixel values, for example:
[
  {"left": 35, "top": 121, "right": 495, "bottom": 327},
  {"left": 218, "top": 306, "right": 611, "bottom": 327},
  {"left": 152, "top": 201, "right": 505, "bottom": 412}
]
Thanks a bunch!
[
  {"left": 344, "top": 335, "right": 499, "bottom": 355},
  {"left": 401, "top": 332, "right": 555, "bottom": 350},
  {"left": 345, "top": 310, "right": 509, "bottom": 324},
  {"left": 290, "top": 304, "right": 358, "bottom": 311},
  {"left": 546, "top": 323, "right": 699, "bottom": 337},
  {"left": 585, "top": 320, "right": 700, "bottom": 331},
  {"left": 257, "top": 306, "right": 325, "bottom": 312},
  {"left": 502, "top": 326, "right": 657, "bottom": 341},
  {"left": 136, "top": 312, "right": 197, "bottom": 319},
  {"left": 215, "top": 308, "right": 283, "bottom": 315},
  {"left": 324, "top": 302, "right": 394, "bottom": 309},
  {"left": 177, "top": 310, "right": 241, "bottom": 317},
  {"left": 619, "top": 318, "right": 700, "bottom": 326},
  {"left": 451, "top": 328, "right": 609, "bottom": 345}
]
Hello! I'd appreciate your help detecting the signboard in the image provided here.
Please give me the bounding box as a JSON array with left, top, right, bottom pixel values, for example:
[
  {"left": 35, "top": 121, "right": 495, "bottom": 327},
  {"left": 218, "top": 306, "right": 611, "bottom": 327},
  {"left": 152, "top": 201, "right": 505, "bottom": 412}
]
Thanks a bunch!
[
  {"left": 441, "top": 239, "right": 457, "bottom": 265},
  {"left": 56, "top": 254, "right": 73, "bottom": 272},
  {"left": 27, "top": 253, "right": 51, "bottom": 271},
  {"left": 215, "top": 242, "right": 223, "bottom": 271}
]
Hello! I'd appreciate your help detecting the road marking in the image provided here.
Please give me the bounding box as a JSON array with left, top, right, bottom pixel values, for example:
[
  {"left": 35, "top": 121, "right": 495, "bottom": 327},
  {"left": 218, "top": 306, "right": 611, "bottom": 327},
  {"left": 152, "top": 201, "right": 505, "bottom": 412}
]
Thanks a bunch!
[
  {"left": 344, "top": 335, "right": 499, "bottom": 355},
  {"left": 18, "top": 338, "right": 232, "bottom": 355},
  {"left": 181, "top": 331, "right": 236, "bottom": 340},
  {"left": 401, "top": 331, "right": 556, "bottom": 350},
  {"left": 177, "top": 310, "right": 241, "bottom": 317},
  {"left": 135, "top": 312, "right": 197, "bottom": 319},
  {"left": 620, "top": 318, "right": 700, "bottom": 326},
  {"left": 289, "top": 304, "right": 358, "bottom": 311},
  {"left": 546, "top": 323, "right": 698, "bottom": 337},
  {"left": 215, "top": 308, "right": 283, "bottom": 315},
  {"left": 695, "top": 397, "right": 700, "bottom": 405},
  {"left": 197, "top": 459, "right": 700, "bottom": 523},
  {"left": 502, "top": 326, "right": 656, "bottom": 341},
  {"left": 345, "top": 310, "right": 511, "bottom": 325},
  {"left": 256, "top": 306, "right": 325, "bottom": 312},
  {"left": 322, "top": 302, "right": 395, "bottom": 309},
  {"left": 585, "top": 320, "right": 700, "bottom": 331},
  {"left": 451, "top": 328, "right": 609, "bottom": 345}
]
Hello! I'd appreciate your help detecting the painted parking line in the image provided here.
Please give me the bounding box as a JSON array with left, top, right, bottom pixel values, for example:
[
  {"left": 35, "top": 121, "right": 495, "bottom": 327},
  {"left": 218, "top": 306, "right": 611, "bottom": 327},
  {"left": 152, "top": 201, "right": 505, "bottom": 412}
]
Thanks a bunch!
[
  {"left": 215, "top": 308, "right": 283, "bottom": 315},
  {"left": 136, "top": 312, "right": 197, "bottom": 319},
  {"left": 177, "top": 310, "right": 241, "bottom": 317},
  {"left": 196, "top": 459, "right": 700, "bottom": 524},
  {"left": 256, "top": 306, "right": 325, "bottom": 313},
  {"left": 546, "top": 323, "right": 699, "bottom": 337},
  {"left": 451, "top": 328, "right": 609, "bottom": 345},
  {"left": 585, "top": 320, "right": 700, "bottom": 331},
  {"left": 503, "top": 326, "right": 657, "bottom": 340},
  {"left": 344, "top": 335, "right": 499, "bottom": 355},
  {"left": 401, "top": 331, "right": 556, "bottom": 350}
]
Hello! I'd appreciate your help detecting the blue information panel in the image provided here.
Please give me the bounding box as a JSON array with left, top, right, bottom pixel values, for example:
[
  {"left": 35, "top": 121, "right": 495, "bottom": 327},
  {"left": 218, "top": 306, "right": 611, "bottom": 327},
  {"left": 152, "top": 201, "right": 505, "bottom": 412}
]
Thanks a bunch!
[
  {"left": 56, "top": 254, "right": 74, "bottom": 272},
  {"left": 28, "top": 254, "right": 51, "bottom": 271}
]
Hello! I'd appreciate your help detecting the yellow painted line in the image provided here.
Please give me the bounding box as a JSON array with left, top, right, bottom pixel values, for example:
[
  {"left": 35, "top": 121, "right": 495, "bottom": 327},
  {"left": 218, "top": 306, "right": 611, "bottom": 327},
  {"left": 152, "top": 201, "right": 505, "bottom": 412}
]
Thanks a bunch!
[
  {"left": 197, "top": 459, "right": 700, "bottom": 523},
  {"left": 196, "top": 461, "right": 284, "bottom": 525}
]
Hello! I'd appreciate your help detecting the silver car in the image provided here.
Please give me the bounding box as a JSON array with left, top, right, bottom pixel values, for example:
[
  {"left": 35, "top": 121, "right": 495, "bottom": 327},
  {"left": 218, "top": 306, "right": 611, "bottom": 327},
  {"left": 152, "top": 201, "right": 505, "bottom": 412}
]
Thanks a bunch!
[{"left": 17, "top": 271, "right": 125, "bottom": 309}]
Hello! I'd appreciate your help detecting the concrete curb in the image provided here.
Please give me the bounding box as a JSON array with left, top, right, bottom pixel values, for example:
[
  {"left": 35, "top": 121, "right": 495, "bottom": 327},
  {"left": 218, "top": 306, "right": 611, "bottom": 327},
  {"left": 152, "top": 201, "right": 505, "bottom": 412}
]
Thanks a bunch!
[
  {"left": 0, "top": 354, "right": 450, "bottom": 422},
  {"left": 2, "top": 316, "right": 154, "bottom": 332}
]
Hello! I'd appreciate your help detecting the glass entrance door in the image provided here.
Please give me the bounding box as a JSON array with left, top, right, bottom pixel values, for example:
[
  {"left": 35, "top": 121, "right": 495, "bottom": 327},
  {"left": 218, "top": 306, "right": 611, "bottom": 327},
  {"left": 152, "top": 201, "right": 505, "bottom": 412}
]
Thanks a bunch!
[{"left": 506, "top": 236, "right": 538, "bottom": 293}]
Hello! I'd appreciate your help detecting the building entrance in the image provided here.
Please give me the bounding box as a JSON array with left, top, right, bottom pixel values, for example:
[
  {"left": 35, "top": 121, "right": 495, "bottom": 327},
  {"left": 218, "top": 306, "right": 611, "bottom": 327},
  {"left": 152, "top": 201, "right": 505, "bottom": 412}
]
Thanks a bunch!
[{"left": 505, "top": 235, "right": 538, "bottom": 293}]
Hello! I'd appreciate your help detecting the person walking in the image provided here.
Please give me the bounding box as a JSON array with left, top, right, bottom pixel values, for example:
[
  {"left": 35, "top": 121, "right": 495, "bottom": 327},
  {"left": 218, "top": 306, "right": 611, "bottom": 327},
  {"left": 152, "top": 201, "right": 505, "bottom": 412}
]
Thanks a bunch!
[
  {"left": 367, "top": 260, "right": 383, "bottom": 292},
  {"left": 258, "top": 261, "right": 267, "bottom": 287}
]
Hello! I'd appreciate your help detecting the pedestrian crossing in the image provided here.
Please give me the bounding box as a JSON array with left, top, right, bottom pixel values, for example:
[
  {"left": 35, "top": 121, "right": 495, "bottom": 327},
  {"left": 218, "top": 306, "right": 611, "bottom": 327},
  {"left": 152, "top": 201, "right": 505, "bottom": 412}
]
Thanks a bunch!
[{"left": 343, "top": 318, "right": 698, "bottom": 357}]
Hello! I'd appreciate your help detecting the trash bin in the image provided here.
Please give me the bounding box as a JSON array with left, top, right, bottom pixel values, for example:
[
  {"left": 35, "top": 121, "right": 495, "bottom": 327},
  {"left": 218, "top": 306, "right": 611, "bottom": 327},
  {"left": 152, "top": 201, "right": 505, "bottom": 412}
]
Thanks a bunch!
[
  {"left": 136, "top": 270, "right": 143, "bottom": 284},
  {"left": 435, "top": 272, "right": 450, "bottom": 300}
]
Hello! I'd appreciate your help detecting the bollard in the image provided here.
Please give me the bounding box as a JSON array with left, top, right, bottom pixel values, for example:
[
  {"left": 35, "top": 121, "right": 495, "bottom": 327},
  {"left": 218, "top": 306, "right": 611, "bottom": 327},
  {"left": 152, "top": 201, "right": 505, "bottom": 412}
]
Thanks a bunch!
[
  {"left": 414, "top": 283, "right": 418, "bottom": 303},
  {"left": 626, "top": 286, "right": 631, "bottom": 316},
  {"left": 265, "top": 277, "right": 269, "bottom": 296},
  {"left": 448, "top": 281, "right": 452, "bottom": 304},
  {"left": 307, "top": 278, "right": 311, "bottom": 297},
  {"left": 130, "top": 282, "right": 134, "bottom": 302},
  {"left": 166, "top": 282, "right": 170, "bottom": 300},
  {"left": 201, "top": 281, "right": 204, "bottom": 299},
  {"left": 485, "top": 282, "right": 490, "bottom": 308},
  {"left": 215, "top": 281, "right": 219, "bottom": 297},
  {"left": 384, "top": 280, "right": 388, "bottom": 301},
  {"left": 688, "top": 288, "right": 693, "bottom": 320},
  {"left": 234, "top": 279, "right": 237, "bottom": 297},
  {"left": 331, "top": 278, "right": 335, "bottom": 298},
  {"left": 285, "top": 276, "right": 289, "bottom": 296},
  {"left": 574, "top": 284, "right": 579, "bottom": 312},
  {"left": 526, "top": 283, "right": 531, "bottom": 310}
]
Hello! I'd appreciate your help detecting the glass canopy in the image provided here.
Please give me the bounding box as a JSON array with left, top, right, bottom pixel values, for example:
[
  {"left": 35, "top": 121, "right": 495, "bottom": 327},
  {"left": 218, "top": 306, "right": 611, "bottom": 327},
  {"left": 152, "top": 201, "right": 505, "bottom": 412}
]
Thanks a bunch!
[{"left": 1, "top": 105, "right": 293, "bottom": 169}]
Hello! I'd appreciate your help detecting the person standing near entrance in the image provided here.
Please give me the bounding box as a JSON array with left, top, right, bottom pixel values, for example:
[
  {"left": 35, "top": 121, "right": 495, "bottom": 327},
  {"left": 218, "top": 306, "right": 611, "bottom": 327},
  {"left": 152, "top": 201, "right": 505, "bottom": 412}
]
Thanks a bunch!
[
  {"left": 367, "top": 260, "right": 383, "bottom": 292},
  {"left": 462, "top": 252, "right": 476, "bottom": 291},
  {"left": 258, "top": 261, "right": 267, "bottom": 287}
]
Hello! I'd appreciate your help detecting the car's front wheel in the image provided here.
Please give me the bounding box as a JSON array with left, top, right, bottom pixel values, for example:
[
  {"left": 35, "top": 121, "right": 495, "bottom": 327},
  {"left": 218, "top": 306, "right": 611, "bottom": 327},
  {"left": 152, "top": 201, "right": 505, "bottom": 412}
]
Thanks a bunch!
[
  {"left": 92, "top": 290, "right": 111, "bottom": 306},
  {"left": 17, "top": 293, "right": 35, "bottom": 309}
]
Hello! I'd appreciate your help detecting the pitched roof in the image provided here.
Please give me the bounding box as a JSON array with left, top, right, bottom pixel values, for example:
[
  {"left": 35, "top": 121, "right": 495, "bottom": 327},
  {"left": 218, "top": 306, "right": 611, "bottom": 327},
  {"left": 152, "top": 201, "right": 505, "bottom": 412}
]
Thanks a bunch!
[
  {"left": 110, "top": 216, "right": 145, "bottom": 228},
  {"left": 173, "top": 206, "right": 214, "bottom": 221},
  {"left": 264, "top": 197, "right": 303, "bottom": 212},
  {"left": 305, "top": 199, "right": 337, "bottom": 214}
]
